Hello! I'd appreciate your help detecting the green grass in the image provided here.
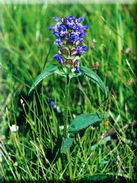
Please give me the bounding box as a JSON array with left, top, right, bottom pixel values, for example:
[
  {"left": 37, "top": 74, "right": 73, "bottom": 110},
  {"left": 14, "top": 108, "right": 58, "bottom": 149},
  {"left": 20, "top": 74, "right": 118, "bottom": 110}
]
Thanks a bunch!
[{"left": 0, "top": 3, "right": 136, "bottom": 180}]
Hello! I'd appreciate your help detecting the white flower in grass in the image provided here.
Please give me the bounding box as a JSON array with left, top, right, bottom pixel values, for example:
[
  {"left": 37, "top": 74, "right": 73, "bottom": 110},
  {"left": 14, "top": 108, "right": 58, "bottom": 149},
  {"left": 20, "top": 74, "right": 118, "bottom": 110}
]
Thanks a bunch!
[{"left": 10, "top": 124, "right": 19, "bottom": 132}]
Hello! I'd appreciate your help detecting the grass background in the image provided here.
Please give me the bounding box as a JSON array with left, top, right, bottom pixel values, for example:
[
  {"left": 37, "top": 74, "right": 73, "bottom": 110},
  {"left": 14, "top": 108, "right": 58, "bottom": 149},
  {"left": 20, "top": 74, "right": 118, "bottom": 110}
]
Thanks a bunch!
[{"left": 0, "top": 3, "right": 137, "bottom": 180}]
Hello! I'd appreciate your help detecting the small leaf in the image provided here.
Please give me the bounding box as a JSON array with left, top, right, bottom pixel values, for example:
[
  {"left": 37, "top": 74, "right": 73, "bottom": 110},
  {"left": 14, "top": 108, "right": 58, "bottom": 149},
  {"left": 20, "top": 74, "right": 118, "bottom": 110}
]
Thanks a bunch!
[
  {"left": 68, "top": 113, "right": 106, "bottom": 133},
  {"left": 81, "top": 66, "right": 107, "bottom": 96},
  {"left": 29, "top": 64, "right": 58, "bottom": 94},
  {"left": 61, "top": 137, "right": 74, "bottom": 154}
]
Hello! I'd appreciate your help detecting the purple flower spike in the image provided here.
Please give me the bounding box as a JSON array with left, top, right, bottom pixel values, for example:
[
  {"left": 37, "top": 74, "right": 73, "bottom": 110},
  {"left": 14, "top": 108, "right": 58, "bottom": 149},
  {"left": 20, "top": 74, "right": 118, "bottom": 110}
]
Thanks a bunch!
[{"left": 50, "top": 16, "right": 88, "bottom": 73}]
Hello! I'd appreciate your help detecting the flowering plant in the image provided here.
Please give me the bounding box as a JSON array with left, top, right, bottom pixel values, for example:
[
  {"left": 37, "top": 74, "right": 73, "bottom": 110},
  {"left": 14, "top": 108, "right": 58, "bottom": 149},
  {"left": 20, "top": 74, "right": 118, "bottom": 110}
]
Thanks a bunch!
[{"left": 29, "top": 16, "right": 107, "bottom": 154}]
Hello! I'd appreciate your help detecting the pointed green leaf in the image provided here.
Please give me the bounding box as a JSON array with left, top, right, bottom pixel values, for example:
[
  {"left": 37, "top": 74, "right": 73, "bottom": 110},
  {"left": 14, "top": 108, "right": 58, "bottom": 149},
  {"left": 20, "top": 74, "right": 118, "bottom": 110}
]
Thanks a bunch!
[
  {"left": 68, "top": 113, "right": 106, "bottom": 133},
  {"left": 81, "top": 66, "right": 107, "bottom": 96},
  {"left": 29, "top": 64, "right": 58, "bottom": 94},
  {"left": 61, "top": 137, "right": 74, "bottom": 154}
]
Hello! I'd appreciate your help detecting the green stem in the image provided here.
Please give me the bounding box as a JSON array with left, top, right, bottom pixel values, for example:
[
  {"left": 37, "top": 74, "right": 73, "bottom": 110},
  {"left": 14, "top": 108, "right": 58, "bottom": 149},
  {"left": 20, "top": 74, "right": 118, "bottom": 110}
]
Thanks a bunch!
[
  {"left": 64, "top": 75, "right": 70, "bottom": 138},
  {"left": 64, "top": 75, "right": 73, "bottom": 179}
]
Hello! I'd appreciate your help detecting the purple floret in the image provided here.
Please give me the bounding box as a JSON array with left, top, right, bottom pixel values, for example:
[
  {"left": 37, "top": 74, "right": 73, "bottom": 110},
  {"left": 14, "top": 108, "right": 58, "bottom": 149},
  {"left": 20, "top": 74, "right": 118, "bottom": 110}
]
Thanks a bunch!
[
  {"left": 54, "top": 53, "right": 64, "bottom": 64},
  {"left": 76, "top": 46, "right": 87, "bottom": 55},
  {"left": 58, "top": 24, "right": 68, "bottom": 37},
  {"left": 75, "top": 65, "right": 80, "bottom": 73},
  {"left": 54, "top": 38, "right": 62, "bottom": 45},
  {"left": 82, "top": 26, "right": 88, "bottom": 30},
  {"left": 77, "top": 17, "right": 84, "bottom": 23},
  {"left": 68, "top": 34, "right": 78, "bottom": 43},
  {"left": 66, "top": 16, "right": 75, "bottom": 28}
]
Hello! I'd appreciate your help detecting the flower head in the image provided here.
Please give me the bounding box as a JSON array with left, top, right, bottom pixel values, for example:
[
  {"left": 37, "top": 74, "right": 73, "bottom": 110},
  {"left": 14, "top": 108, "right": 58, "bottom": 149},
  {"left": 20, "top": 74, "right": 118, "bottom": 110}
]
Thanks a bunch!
[{"left": 49, "top": 16, "right": 88, "bottom": 74}]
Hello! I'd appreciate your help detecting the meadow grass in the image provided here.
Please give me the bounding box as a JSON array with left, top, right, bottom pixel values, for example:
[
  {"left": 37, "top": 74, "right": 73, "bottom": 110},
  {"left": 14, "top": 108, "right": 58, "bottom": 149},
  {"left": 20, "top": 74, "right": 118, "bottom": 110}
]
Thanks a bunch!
[{"left": 0, "top": 3, "right": 136, "bottom": 180}]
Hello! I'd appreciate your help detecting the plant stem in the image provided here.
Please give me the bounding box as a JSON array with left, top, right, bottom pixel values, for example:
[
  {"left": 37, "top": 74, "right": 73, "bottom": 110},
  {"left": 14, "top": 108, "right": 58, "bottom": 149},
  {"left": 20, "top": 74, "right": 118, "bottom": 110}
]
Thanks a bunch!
[
  {"left": 64, "top": 74, "right": 70, "bottom": 138},
  {"left": 64, "top": 75, "right": 73, "bottom": 179}
]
